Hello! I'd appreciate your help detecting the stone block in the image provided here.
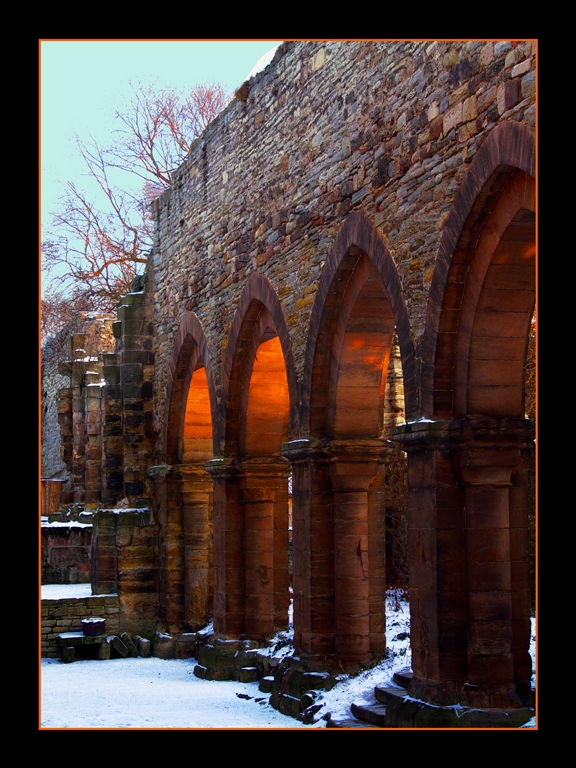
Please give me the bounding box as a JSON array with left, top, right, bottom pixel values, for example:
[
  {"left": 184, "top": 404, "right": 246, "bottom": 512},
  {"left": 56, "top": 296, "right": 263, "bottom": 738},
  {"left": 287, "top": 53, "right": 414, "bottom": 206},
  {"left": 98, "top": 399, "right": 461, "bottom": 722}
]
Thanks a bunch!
[
  {"left": 175, "top": 633, "right": 197, "bottom": 659},
  {"left": 276, "top": 693, "right": 302, "bottom": 720},
  {"left": 108, "top": 635, "right": 130, "bottom": 658},
  {"left": 237, "top": 667, "right": 258, "bottom": 683},
  {"left": 120, "top": 632, "right": 139, "bottom": 657},
  {"left": 259, "top": 676, "right": 274, "bottom": 693},
  {"left": 152, "top": 632, "right": 175, "bottom": 659}
]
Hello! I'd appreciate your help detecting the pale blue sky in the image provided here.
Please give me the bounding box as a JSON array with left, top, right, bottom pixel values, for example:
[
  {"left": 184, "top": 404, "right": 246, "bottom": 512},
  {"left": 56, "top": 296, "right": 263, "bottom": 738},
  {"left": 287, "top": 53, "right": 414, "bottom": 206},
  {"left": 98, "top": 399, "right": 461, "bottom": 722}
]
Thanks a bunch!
[{"left": 40, "top": 40, "right": 282, "bottom": 222}]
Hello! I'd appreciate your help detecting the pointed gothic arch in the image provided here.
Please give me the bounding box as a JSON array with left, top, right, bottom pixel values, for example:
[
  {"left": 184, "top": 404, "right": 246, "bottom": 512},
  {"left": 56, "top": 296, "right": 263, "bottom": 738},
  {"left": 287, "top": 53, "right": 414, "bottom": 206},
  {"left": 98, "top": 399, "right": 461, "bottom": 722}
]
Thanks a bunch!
[{"left": 291, "top": 211, "right": 415, "bottom": 668}]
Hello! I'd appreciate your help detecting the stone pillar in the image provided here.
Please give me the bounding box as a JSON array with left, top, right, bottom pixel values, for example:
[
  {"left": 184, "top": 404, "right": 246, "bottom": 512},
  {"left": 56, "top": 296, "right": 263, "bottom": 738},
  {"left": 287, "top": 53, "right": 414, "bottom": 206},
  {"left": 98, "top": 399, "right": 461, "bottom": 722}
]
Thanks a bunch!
[
  {"left": 237, "top": 457, "right": 291, "bottom": 640},
  {"left": 282, "top": 439, "right": 332, "bottom": 658},
  {"left": 101, "top": 353, "right": 123, "bottom": 507},
  {"left": 84, "top": 373, "right": 104, "bottom": 504},
  {"left": 57, "top": 387, "right": 73, "bottom": 503},
  {"left": 148, "top": 464, "right": 183, "bottom": 632},
  {"left": 325, "top": 439, "right": 387, "bottom": 665},
  {"left": 71, "top": 365, "right": 86, "bottom": 504},
  {"left": 206, "top": 457, "right": 243, "bottom": 638},
  {"left": 509, "top": 454, "right": 533, "bottom": 702},
  {"left": 451, "top": 417, "right": 534, "bottom": 709},
  {"left": 176, "top": 464, "right": 213, "bottom": 631},
  {"left": 114, "top": 286, "right": 155, "bottom": 508},
  {"left": 395, "top": 419, "right": 466, "bottom": 701},
  {"left": 283, "top": 438, "right": 386, "bottom": 669},
  {"left": 395, "top": 417, "right": 534, "bottom": 709}
]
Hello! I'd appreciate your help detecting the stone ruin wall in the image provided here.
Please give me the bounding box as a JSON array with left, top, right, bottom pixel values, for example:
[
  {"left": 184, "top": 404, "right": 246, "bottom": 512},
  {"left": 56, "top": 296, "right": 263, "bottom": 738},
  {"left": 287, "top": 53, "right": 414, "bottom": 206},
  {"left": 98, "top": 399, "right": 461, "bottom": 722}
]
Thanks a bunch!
[
  {"left": 150, "top": 40, "right": 536, "bottom": 443},
  {"left": 41, "top": 313, "right": 116, "bottom": 485},
  {"left": 42, "top": 327, "right": 74, "bottom": 480}
]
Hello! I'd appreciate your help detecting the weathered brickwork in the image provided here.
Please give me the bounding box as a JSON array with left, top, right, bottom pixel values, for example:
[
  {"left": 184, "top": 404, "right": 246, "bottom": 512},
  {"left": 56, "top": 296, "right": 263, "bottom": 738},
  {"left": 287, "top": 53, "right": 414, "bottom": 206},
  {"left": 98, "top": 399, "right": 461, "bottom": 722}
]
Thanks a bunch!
[
  {"left": 41, "top": 594, "right": 120, "bottom": 658},
  {"left": 91, "top": 508, "right": 159, "bottom": 638},
  {"left": 41, "top": 313, "right": 115, "bottom": 499},
  {"left": 41, "top": 523, "right": 92, "bottom": 584},
  {"left": 150, "top": 40, "right": 535, "bottom": 436}
]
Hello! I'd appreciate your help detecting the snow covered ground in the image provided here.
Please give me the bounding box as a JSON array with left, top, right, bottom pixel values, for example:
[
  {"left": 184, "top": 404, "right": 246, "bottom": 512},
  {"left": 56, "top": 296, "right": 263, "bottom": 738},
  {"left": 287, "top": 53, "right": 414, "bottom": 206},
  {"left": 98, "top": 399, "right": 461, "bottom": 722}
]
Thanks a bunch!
[{"left": 41, "top": 584, "right": 536, "bottom": 729}]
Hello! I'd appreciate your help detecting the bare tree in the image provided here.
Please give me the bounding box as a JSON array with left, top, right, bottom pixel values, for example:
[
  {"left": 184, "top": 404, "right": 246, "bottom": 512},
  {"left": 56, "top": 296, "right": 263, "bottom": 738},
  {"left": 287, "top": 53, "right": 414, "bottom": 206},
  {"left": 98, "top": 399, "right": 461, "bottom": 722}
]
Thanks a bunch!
[
  {"left": 42, "top": 80, "right": 229, "bottom": 322},
  {"left": 40, "top": 287, "right": 96, "bottom": 344}
]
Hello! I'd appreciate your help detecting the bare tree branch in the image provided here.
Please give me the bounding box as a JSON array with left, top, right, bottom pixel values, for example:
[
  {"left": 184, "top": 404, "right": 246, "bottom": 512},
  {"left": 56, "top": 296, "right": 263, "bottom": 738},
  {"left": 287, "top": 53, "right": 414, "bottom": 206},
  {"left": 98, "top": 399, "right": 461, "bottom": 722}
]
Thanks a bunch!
[{"left": 42, "top": 80, "right": 229, "bottom": 332}]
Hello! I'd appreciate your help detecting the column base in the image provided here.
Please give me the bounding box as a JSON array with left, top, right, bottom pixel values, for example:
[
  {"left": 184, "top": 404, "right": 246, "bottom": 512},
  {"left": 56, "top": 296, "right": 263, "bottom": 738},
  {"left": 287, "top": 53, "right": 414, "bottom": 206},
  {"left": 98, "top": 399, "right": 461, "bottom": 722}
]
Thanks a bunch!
[
  {"left": 407, "top": 674, "right": 527, "bottom": 709},
  {"left": 376, "top": 676, "right": 535, "bottom": 727},
  {"left": 294, "top": 649, "right": 385, "bottom": 675}
]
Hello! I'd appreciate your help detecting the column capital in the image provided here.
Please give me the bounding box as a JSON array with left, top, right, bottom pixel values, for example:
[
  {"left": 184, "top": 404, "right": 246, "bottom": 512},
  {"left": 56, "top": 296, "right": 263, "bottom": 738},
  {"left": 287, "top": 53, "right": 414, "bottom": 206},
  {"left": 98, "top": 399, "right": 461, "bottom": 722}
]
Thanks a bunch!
[
  {"left": 322, "top": 437, "right": 390, "bottom": 462},
  {"left": 449, "top": 417, "right": 535, "bottom": 448},
  {"left": 171, "top": 463, "right": 211, "bottom": 482},
  {"left": 323, "top": 438, "right": 388, "bottom": 493},
  {"left": 281, "top": 438, "right": 322, "bottom": 462},
  {"left": 204, "top": 456, "right": 237, "bottom": 480},
  {"left": 236, "top": 455, "right": 291, "bottom": 481},
  {"left": 393, "top": 418, "right": 452, "bottom": 450},
  {"left": 449, "top": 418, "right": 534, "bottom": 486},
  {"left": 147, "top": 464, "right": 173, "bottom": 480},
  {"left": 282, "top": 437, "right": 391, "bottom": 463},
  {"left": 394, "top": 416, "right": 535, "bottom": 453}
]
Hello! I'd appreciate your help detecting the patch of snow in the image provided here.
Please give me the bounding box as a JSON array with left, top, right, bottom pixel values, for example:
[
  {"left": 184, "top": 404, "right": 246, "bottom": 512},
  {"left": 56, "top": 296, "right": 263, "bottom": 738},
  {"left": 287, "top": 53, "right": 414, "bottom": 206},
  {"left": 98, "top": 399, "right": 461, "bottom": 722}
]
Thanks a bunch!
[
  {"left": 401, "top": 417, "right": 435, "bottom": 425},
  {"left": 244, "top": 44, "right": 282, "bottom": 81},
  {"left": 41, "top": 521, "right": 92, "bottom": 529},
  {"left": 42, "top": 584, "right": 98, "bottom": 599}
]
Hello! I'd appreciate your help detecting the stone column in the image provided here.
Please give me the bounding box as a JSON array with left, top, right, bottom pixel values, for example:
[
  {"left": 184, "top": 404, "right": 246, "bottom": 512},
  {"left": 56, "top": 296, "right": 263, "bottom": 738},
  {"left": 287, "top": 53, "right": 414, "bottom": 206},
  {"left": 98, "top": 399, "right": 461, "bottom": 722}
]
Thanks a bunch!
[
  {"left": 282, "top": 439, "right": 332, "bottom": 658},
  {"left": 325, "top": 439, "right": 387, "bottom": 665},
  {"left": 175, "top": 464, "right": 213, "bottom": 630},
  {"left": 283, "top": 438, "right": 386, "bottom": 669},
  {"left": 101, "top": 353, "right": 123, "bottom": 508},
  {"left": 57, "top": 387, "right": 73, "bottom": 503},
  {"left": 206, "top": 457, "right": 243, "bottom": 638},
  {"left": 451, "top": 417, "right": 534, "bottom": 709},
  {"left": 84, "top": 373, "right": 104, "bottom": 504},
  {"left": 148, "top": 464, "right": 183, "bottom": 632},
  {"left": 509, "top": 453, "right": 533, "bottom": 702},
  {"left": 71, "top": 363, "right": 86, "bottom": 504},
  {"left": 237, "top": 456, "right": 291, "bottom": 640},
  {"left": 395, "top": 417, "right": 534, "bottom": 709}
]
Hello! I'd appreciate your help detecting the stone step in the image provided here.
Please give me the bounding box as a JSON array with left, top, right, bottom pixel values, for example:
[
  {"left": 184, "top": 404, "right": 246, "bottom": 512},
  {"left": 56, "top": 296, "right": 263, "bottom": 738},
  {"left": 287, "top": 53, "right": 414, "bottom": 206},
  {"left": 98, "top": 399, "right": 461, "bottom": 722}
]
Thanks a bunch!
[
  {"left": 326, "top": 717, "right": 381, "bottom": 728},
  {"left": 350, "top": 701, "right": 388, "bottom": 727},
  {"left": 393, "top": 669, "right": 412, "bottom": 688},
  {"left": 375, "top": 684, "right": 407, "bottom": 705}
]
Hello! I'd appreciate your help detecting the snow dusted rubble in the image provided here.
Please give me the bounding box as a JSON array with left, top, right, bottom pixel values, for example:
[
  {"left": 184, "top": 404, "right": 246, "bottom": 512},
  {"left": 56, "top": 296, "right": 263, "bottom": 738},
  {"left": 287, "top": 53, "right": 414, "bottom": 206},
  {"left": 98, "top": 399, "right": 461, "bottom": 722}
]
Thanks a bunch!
[{"left": 40, "top": 584, "right": 536, "bottom": 729}]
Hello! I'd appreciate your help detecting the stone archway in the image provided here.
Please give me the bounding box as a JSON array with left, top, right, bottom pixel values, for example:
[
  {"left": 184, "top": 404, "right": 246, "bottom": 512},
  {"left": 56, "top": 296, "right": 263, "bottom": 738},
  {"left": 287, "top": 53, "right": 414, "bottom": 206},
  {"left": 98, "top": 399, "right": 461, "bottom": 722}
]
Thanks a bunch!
[
  {"left": 290, "top": 211, "right": 416, "bottom": 670},
  {"left": 152, "top": 312, "right": 218, "bottom": 633},
  {"left": 209, "top": 273, "right": 298, "bottom": 641},
  {"left": 399, "top": 122, "right": 536, "bottom": 709}
]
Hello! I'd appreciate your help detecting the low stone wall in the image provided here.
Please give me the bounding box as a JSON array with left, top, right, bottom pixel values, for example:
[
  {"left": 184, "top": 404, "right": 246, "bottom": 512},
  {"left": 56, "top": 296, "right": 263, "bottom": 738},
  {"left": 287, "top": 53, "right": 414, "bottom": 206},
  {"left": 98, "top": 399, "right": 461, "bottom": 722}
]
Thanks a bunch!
[
  {"left": 41, "top": 594, "right": 120, "bottom": 658},
  {"left": 41, "top": 523, "right": 92, "bottom": 584}
]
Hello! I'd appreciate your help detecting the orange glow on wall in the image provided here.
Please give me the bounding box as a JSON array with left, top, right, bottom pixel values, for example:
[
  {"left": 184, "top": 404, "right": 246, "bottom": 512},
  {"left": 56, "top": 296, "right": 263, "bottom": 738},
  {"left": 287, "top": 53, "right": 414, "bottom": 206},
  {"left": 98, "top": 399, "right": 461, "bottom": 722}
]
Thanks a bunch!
[
  {"left": 182, "top": 366, "right": 213, "bottom": 463},
  {"left": 245, "top": 336, "right": 289, "bottom": 457}
]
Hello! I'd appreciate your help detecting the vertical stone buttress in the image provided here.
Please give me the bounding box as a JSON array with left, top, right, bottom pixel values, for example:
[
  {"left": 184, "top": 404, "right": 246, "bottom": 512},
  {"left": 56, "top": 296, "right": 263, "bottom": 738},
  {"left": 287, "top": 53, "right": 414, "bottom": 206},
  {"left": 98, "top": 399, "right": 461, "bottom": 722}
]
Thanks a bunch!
[{"left": 113, "top": 285, "right": 155, "bottom": 506}]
